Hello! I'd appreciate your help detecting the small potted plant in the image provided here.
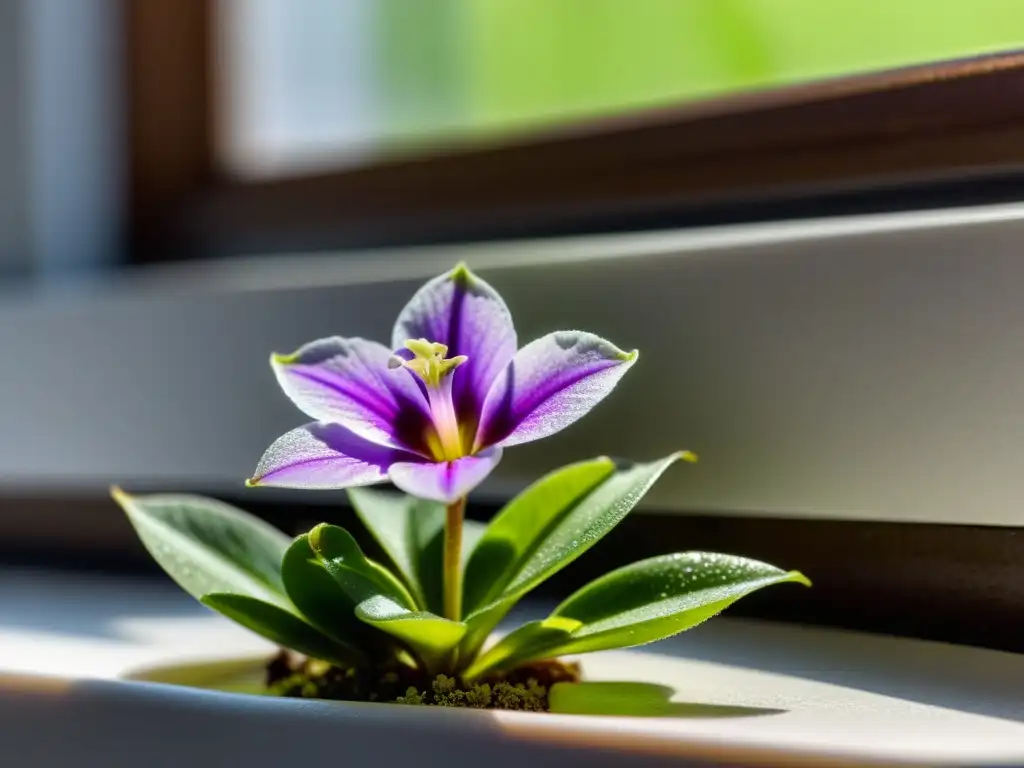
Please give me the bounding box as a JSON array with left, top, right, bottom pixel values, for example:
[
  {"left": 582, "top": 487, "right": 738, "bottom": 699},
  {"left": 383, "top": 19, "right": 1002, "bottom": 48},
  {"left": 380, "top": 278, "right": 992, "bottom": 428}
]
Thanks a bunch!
[{"left": 113, "top": 263, "right": 807, "bottom": 711}]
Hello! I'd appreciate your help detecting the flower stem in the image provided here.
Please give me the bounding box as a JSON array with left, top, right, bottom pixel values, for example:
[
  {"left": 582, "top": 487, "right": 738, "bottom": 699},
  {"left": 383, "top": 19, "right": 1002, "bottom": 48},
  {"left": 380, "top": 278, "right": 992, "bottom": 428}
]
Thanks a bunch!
[{"left": 443, "top": 497, "right": 466, "bottom": 622}]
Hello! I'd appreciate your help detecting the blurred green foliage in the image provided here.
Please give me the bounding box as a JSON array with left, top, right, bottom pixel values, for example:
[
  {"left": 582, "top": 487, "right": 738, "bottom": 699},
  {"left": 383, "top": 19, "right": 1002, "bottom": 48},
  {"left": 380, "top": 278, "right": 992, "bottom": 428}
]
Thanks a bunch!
[{"left": 375, "top": 0, "right": 1024, "bottom": 141}]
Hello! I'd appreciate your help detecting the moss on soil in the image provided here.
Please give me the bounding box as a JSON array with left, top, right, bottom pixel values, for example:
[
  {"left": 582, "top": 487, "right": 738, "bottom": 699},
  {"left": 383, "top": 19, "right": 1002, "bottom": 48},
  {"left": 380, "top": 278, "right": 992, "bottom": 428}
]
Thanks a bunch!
[{"left": 266, "top": 651, "right": 581, "bottom": 712}]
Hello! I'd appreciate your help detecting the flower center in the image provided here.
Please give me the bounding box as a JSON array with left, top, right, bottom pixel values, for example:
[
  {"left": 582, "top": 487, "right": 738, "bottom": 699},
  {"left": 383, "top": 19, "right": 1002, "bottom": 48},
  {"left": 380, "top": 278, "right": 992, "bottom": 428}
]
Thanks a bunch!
[{"left": 391, "top": 338, "right": 467, "bottom": 461}]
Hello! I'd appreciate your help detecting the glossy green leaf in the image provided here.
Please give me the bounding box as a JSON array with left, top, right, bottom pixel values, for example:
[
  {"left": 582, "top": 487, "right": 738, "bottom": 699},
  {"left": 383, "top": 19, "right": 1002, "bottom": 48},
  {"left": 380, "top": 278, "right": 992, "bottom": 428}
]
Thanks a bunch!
[
  {"left": 466, "top": 552, "right": 809, "bottom": 677},
  {"left": 201, "top": 593, "right": 365, "bottom": 668},
  {"left": 460, "top": 454, "right": 687, "bottom": 656},
  {"left": 309, "top": 523, "right": 468, "bottom": 668},
  {"left": 462, "top": 458, "right": 615, "bottom": 614},
  {"left": 356, "top": 595, "right": 467, "bottom": 673},
  {"left": 113, "top": 488, "right": 291, "bottom": 609},
  {"left": 462, "top": 617, "right": 580, "bottom": 681},
  {"left": 553, "top": 553, "right": 810, "bottom": 653},
  {"left": 280, "top": 534, "right": 369, "bottom": 648},
  {"left": 308, "top": 523, "right": 417, "bottom": 610},
  {"left": 350, "top": 487, "right": 496, "bottom": 616},
  {"left": 348, "top": 488, "right": 446, "bottom": 611}
]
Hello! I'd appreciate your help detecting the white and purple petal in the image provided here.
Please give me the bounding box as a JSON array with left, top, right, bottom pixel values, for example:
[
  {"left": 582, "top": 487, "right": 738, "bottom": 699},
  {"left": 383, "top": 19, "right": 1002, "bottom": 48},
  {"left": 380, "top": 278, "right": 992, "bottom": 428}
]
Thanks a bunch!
[
  {"left": 248, "top": 422, "right": 419, "bottom": 489},
  {"left": 391, "top": 264, "right": 517, "bottom": 428},
  {"left": 271, "top": 337, "right": 432, "bottom": 455},
  {"left": 388, "top": 447, "right": 503, "bottom": 504},
  {"left": 476, "top": 331, "right": 637, "bottom": 449}
]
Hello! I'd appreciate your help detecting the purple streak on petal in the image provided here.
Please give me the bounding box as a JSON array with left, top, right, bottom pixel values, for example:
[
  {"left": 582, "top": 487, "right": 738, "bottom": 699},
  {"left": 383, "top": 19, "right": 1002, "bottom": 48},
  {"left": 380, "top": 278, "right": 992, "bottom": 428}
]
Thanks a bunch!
[
  {"left": 249, "top": 422, "right": 418, "bottom": 489},
  {"left": 272, "top": 337, "right": 433, "bottom": 456},
  {"left": 391, "top": 265, "right": 517, "bottom": 430},
  {"left": 476, "top": 331, "right": 637, "bottom": 449},
  {"left": 388, "top": 447, "right": 503, "bottom": 504}
]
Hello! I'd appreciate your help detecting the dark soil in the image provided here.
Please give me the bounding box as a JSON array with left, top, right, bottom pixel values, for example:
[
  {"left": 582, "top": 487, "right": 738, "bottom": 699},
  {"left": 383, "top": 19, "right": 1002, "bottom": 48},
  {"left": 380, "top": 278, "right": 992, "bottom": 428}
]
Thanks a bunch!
[{"left": 266, "top": 651, "right": 582, "bottom": 711}]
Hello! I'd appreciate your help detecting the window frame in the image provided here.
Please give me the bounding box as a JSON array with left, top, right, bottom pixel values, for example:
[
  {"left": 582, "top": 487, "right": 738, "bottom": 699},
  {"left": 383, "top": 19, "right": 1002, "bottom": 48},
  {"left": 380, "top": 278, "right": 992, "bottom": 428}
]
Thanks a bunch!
[{"left": 126, "top": 4, "right": 1024, "bottom": 261}]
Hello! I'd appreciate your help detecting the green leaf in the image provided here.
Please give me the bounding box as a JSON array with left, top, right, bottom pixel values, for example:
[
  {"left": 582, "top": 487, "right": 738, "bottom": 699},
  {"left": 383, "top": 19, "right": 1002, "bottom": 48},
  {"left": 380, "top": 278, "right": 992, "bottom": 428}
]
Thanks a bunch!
[
  {"left": 309, "top": 522, "right": 464, "bottom": 670},
  {"left": 462, "top": 458, "right": 614, "bottom": 614},
  {"left": 308, "top": 524, "right": 417, "bottom": 609},
  {"left": 280, "top": 534, "right": 369, "bottom": 648},
  {"left": 462, "top": 617, "right": 580, "bottom": 681},
  {"left": 201, "top": 593, "right": 365, "bottom": 668},
  {"left": 350, "top": 487, "right": 491, "bottom": 615},
  {"left": 460, "top": 454, "right": 687, "bottom": 656},
  {"left": 553, "top": 553, "right": 810, "bottom": 653},
  {"left": 466, "top": 553, "right": 809, "bottom": 677},
  {"left": 356, "top": 595, "right": 467, "bottom": 673},
  {"left": 113, "top": 488, "right": 291, "bottom": 608},
  {"left": 348, "top": 488, "right": 447, "bottom": 612},
  {"left": 461, "top": 520, "right": 487, "bottom": 570}
]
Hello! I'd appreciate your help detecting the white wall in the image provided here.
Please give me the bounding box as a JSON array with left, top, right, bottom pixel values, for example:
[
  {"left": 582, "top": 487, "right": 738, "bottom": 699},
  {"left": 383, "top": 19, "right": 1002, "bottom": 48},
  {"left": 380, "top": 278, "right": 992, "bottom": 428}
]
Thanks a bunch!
[{"left": 1, "top": 203, "right": 1022, "bottom": 526}]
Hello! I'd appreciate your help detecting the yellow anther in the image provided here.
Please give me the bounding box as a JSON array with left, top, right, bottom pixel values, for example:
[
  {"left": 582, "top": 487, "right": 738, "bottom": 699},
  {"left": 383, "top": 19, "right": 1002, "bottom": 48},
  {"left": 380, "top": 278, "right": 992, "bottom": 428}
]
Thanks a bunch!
[{"left": 398, "top": 338, "right": 467, "bottom": 389}]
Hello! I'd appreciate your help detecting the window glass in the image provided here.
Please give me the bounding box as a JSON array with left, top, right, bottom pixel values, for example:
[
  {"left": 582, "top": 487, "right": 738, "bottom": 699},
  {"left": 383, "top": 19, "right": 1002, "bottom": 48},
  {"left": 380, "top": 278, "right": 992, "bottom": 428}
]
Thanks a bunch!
[{"left": 219, "top": 0, "right": 1024, "bottom": 177}]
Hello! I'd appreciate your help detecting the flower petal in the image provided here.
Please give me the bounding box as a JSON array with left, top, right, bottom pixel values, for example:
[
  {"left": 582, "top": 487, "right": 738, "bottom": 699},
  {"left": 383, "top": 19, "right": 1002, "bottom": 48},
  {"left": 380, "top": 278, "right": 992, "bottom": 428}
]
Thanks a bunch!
[
  {"left": 476, "top": 331, "right": 637, "bottom": 448},
  {"left": 388, "top": 447, "right": 503, "bottom": 504},
  {"left": 391, "top": 264, "right": 517, "bottom": 429},
  {"left": 271, "top": 337, "right": 432, "bottom": 455},
  {"left": 248, "top": 422, "right": 418, "bottom": 489}
]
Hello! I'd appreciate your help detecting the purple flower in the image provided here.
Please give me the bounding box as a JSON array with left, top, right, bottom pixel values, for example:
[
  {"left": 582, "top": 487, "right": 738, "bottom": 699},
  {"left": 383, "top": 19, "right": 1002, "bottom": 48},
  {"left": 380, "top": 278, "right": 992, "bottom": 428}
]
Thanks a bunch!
[{"left": 247, "top": 264, "right": 637, "bottom": 504}]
